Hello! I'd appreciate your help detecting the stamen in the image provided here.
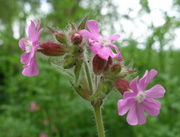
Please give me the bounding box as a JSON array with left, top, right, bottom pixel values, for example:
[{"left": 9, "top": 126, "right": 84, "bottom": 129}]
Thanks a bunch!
[
  {"left": 100, "top": 37, "right": 111, "bottom": 46},
  {"left": 136, "top": 92, "right": 146, "bottom": 103},
  {"left": 24, "top": 40, "right": 33, "bottom": 53}
]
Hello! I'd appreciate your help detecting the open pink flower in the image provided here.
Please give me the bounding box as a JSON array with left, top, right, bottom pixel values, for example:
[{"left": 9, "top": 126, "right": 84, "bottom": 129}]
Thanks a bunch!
[
  {"left": 39, "top": 133, "right": 48, "bottom": 137},
  {"left": 29, "top": 101, "right": 39, "bottom": 112},
  {"left": 118, "top": 69, "right": 165, "bottom": 125},
  {"left": 80, "top": 20, "right": 122, "bottom": 61},
  {"left": 19, "top": 20, "right": 43, "bottom": 76}
]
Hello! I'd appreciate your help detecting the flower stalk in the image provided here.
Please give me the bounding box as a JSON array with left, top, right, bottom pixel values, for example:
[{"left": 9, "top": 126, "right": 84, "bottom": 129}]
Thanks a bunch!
[{"left": 93, "top": 103, "right": 105, "bottom": 137}]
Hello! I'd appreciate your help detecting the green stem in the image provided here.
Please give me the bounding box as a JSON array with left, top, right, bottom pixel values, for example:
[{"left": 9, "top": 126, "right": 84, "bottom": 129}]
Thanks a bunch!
[{"left": 93, "top": 104, "right": 105, "bottom": 137}]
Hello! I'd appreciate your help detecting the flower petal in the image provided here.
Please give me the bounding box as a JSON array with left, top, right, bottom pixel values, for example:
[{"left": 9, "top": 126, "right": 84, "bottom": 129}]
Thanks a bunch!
[
  {"left": 97, "top": 47, "right": 112, "bottom": 61},
  {"left": 22, "top": 56, "right": 39, "bottom": 76},
  {"left": 28, "top": 20, "right": 36, "bottom": 41},
  {"left": 126, "top": 104, "right": 138, "bottom": 125},
  {"left": 90, "top": 42, "right": 102, "bottom": 55},
  {"left": 80, "top": 30, "right": 98, "bottom": 40},
  {"left": 109, "top": 34, "right": 120, "bottom": 41},
  {"left": 123, "top": 91, "right": 136, "bottom": 98},
  {"left": 145, "top": 84, "right": 165, "bottom": 98},
  {"left": 37, "top": 28, "right": 43, "bottom": 41},
  {"left": 136, "top": 104, "right": 146, "bottom": 125},
  {"left": 126, "top": 103, "right": 146, "bottom": 125},
  {"left": 86, "top": 20, "right": 99, "bottom": 35},
  {"left": 28, "top": 20, "right": 42, "bottom": 42},
  {"left": 21, "top": 52, "right": 31, "bottom": 64},
  {"left": 19, "top": 38, "right": 28, "bottom": 50},
  {"left": 139, "top": 69, "right": 158, "bottom": 90},
  {"left": 142, "top": 98, "right": 161, "bottom": 116},
  {"left": 129, "top": 77, "right": 139, "bottom": 93},
  {"left": 109, "top": 44, "right": 123, "bottom": 61},
  {"left": 118, "top": 97, "right": 135, "bottom": 116},
  {"left": 36, "top": 19, "right": 41, "bottom": 31}
]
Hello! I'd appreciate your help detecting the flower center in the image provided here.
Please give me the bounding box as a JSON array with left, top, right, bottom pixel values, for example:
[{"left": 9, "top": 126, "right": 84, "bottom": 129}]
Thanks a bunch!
[
  {"left": 100, "top": 37, "right": 111, "bottom": 46},
  {"left": 24, "top": 40, "right": 33, "bottom": 53},
  {"left": 136, "top": 92, "right": 146, "bottom": 103}
]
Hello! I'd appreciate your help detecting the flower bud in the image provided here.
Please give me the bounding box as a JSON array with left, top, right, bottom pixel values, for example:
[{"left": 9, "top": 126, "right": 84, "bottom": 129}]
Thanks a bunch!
[
  {"left": 75, "top": 85, "right": 91, "bottom": 100},
  {"left": 39, "top": 42, "right": 65, "bottom": 56},
  {"left": 89, "top": 81, "right": 112, "bottom": 101},
  {"left": 63, "top": 55, "right": 76, "bottom": 69},
  {"left": 111, "top": 64, "right": 121, "bottom": 74},
  {"left": 99, "top": 81, "right": 112, "bottom": 94},
  {"left": 92, "top": 55, "right": 107, "bottom": 75},
  {"left": 78, "top": 15, "right": 88, "bottom": 30},
  {"left": 115, "top": 79, "right": 130, "bottom": 94},
  {"left": 54, "top": 31, "right": 67, "bottom": 44},
  {"left": 71, "top": 46, "right": 83, "bottom": 56},
  {"left": 104, "top": 57, "right": 112, "bottom": 72},
  {"left": 71, "top": 32, "right": 83, "bottom": 45}
]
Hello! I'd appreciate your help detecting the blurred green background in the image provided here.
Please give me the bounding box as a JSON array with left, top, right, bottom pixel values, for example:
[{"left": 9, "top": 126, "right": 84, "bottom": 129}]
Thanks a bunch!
[{"left": 0, "top": 0, "right": 180, "bottom": 137}]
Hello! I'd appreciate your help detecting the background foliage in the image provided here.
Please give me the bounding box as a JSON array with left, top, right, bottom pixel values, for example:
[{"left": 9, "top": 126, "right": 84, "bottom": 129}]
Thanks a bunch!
[{"left": 0, "top": 0, "right": 180, "bottom": 137}]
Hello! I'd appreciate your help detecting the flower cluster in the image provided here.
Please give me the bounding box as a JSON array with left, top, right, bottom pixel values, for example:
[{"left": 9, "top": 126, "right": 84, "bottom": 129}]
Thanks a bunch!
[{"left": 19, "top": 18, "right": 165, "bottom": 126}]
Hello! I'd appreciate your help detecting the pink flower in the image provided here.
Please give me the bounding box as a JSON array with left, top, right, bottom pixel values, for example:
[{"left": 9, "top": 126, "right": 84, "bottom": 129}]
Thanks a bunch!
[
  {"left": 118, "top": 69, "right": 165, "bottom": 125},
  {"left": 80, "top": 20, "right": 122, "bottom": 61},
  {"left": 29, "top": 101, "right": 39, "bottom": 112},
  {"left": 19, "top": 20, "right": 43, "bottom": 76},
  {"left": 39, "top": 133, "right": 48, "bottom": 137}
]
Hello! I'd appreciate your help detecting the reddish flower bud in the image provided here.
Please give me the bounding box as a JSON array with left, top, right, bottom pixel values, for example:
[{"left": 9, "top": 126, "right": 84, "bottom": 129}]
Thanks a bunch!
[
  {"left": 115, "top": 79, "right": 130, "bottom": 94},
  {"left": 39, "top": 42, "right": 65, "bottom": 56},
  {"left": 54, "top": 31, "right": 67, "bottom": 44},
  {"left": 71, "top": 32, "right": 83, "bottom": 45},
  {"left": 93, "top": 55, "right": 107, "bottom": 75},
  {"left": 104, "top": 57, "right": 112, "bottom": 72}
]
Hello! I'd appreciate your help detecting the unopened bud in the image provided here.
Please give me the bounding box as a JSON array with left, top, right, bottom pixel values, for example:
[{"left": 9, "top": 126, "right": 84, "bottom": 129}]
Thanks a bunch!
[
  {"left": 69, "top": 22, "right": 76, "bottom": 32},
  {"left": 71, "top": 46, "right": 83, "bottom": 56},
  {"left": 111, "top": 64, "right": 121, "bottom": 74},
  {"left": 89, "top": 81, "right": 112, "bottom": 101},
  {"left": 71, "top": 33, "right": 83, "bottom": 45},
  {"left": 39, "top": 42, "right": 65, "bottom": 56},
  {"left": 75, "top": 85, "right": 91, "bottom": 100},
  {"left": 78, "top": 15, "right": 88, "bottom": 30},
  {"left": 104, "top": 57, "right": 112, "bottom": 72},
  {"left": 99, "top": 81, "right": 112, "bottom": 94},
  {"left": 115, "top": 79, "right": 130, "bottom": 94},
  {"left": 54, "top": 31, "right": 67, "bottom": 44},
  {"left": 63, "top": 55, "right": 76, "bottom": 69},
  {"left": 93, "top": 55, "right": 107, "bottom": 75}
]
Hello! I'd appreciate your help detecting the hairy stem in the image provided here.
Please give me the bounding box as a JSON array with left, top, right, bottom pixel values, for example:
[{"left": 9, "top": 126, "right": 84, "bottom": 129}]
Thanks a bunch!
[{"left": 93, "top": 104, "right": 105, "bottom": 137}]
